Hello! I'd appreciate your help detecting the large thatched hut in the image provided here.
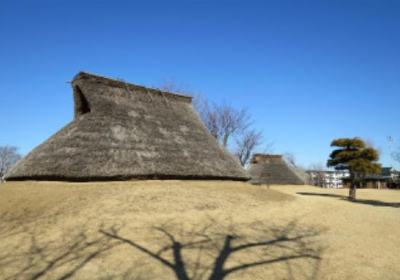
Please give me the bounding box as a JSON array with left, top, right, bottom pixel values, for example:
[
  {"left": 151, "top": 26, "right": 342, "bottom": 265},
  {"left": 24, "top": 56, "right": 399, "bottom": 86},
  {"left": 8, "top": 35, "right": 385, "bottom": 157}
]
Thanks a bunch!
[
  {"left": 247, "top": 154, "right": 310, "bottom": 185},
  {"left": 5, "top": 72, "right": 249, "bottom": 181}
]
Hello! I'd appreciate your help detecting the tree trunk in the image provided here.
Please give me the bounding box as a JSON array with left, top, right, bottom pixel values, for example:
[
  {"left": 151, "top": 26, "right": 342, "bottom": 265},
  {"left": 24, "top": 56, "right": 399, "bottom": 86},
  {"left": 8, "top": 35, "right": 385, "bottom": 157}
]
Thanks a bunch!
[
  {"left": 222, "top": 133, "right": 230, "bottom": 148},
  {"left": 349, "top": 185, "right": 356, "bottom": 200},
  {"left": 349, "top": 173, "right": 357, "bottom": 200}
]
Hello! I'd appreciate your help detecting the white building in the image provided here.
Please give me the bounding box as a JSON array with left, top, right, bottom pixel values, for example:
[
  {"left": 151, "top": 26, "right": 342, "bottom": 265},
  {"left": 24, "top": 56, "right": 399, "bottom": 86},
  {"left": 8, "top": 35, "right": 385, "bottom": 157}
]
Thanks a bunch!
[
  {"left": 381, "top": 167, "right": 399, "bottom": 180},
  {"left": 307, "top": 170, "right": 350, "bottom": 188}
]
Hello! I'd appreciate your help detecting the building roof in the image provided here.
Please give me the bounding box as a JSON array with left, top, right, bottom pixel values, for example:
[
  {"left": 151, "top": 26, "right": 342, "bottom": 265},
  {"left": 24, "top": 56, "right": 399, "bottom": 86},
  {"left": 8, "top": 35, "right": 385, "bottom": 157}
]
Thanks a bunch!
[
  {"left": 342, "top": 175, "right": 392, "bottom": 181},
  {"left": 381, "top": 167, "right": 399, "bottom": 176},
  {"left": 247, "top": 154, "right": 310, "bottom": 185},
  {"left": 306, "top": 170, "right": 349, "bottom": 173},
  {"left": 5, "top": 72, "right": 249, "bottom": 181}
]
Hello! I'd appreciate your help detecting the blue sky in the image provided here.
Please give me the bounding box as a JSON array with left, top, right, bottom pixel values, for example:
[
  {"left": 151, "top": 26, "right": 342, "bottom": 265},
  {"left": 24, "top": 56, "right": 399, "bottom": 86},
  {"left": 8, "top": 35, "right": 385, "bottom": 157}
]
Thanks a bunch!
[{"left": 0, "top": 0, "right": 399, "bottom": 169}]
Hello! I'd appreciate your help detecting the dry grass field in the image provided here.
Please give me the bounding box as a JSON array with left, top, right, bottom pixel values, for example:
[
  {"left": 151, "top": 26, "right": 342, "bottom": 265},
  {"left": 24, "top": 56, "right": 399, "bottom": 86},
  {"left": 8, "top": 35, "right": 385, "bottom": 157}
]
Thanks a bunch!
[{"left": 0, "top": 181, "right": 399, "bottom": 280}]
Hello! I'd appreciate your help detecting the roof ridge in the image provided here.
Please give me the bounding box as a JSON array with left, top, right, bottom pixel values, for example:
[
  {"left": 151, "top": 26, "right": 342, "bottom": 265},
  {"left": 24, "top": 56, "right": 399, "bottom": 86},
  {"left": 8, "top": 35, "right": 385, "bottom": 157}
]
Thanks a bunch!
[{"left": 72, "top": 71, "right": 192, "bottom": 101}]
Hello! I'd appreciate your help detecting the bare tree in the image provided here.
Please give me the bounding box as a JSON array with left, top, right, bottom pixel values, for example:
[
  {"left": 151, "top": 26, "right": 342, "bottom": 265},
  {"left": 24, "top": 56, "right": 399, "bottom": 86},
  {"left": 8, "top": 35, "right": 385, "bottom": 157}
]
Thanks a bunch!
[
  {"left": 195, "top": 97, "right": 221, "bottom": 140},
  {"left": 160, "top": 78, "right": 207, "bottom": 115},
  {"left": 283, "top": 152, "right": 299, "bottom": 169},
  {"left": 159, "top": 77, "right": 193, "bottom": 96},
  {"left": 234, "top": 129, "right": 264, "bottom": 167},
  {"left": 160, "top": 80, "right": 253, "bottom": 148},
  {"left": 184, "top": 96, "right": 254, "bottom": 147},
  {"left": 159, "top": 79, "right": 271, "bottom": 168},
  {"left": 308, "top": 163, "right": 326, "bottom": 187},
  {"left": 394, "top": 147, "right": 400, "bottom": 188},
  {"left": 234, "top": 130, "right": 274, "bottom": 167},
  {"left": 215, "top": 102, "right": 252, "bottom": 147},
  {"left": 195, "top": 101, "right": 252, "bottom": 147},
  {"left": 395, "top": 152, "right": 400, "bottom": 163},
  {"left": 283, "top": 152, "right": 308, "bottom": 171},
  {"left": 0, "top": 146, "right": 22, "bottom": 178},
  {"left": 159, "top": 79, "right": 219, "bottom": 139},
  {"left": 160, "top": 78, "right": 207, "bottom": 117},
  {"left": 393, "top": 142, "right": 400, "bottom": 164}
]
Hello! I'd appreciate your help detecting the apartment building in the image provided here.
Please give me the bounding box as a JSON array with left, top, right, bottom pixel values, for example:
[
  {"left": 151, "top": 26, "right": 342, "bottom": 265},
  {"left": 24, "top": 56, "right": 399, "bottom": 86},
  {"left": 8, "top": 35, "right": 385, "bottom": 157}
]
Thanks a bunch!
[{"left": 307, "top": 170, "right": 350, "bottom": 188}]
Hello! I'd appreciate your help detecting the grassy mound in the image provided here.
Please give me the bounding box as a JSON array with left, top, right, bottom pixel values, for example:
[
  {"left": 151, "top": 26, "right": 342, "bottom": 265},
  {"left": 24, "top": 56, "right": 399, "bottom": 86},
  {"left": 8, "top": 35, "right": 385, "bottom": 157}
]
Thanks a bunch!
[{"left": 0, "top": 182, "right": 399, "bottom": 279}]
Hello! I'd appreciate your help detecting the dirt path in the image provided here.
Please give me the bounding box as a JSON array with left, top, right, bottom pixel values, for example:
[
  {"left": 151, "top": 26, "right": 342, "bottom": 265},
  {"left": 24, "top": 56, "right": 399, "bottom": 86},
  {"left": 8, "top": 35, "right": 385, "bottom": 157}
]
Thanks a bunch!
[{"left": 271, "top": 185, "right": 400, "bottom": 280}]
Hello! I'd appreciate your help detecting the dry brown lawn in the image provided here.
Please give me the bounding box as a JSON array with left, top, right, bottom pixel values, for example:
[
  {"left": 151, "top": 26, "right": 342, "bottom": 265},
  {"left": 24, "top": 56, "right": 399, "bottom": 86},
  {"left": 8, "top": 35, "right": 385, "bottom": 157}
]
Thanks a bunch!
[{"left": 0, "top": 181, "right": 399, "bottom": 280}]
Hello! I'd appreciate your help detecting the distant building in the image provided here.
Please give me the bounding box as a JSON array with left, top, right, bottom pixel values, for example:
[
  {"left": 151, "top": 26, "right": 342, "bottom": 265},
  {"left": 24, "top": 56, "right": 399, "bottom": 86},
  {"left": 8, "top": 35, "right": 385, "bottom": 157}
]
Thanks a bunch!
[
  {"left": 307, "top": 170, "right": 349, "bottom": 188},
  {"left": 342, "top": 175, "right": 390, "bottom": 189},
  {"left": 381, "top": 167, "right": 399, "bottom": 188},
  {"left": 381, "top": 167, "right": 399, "bottom": 180},
  {"left": 341, "top": 167, "right": 399, "bottom": 189},
  {"left": 308, "top": 167, "right": 400, "bottom": 189}
]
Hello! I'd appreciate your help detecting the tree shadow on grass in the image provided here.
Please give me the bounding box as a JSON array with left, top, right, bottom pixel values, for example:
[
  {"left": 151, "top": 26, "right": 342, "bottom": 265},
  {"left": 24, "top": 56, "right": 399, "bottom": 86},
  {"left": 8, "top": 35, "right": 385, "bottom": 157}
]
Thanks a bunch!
[
  {"left": 0, "top": 213, "right": 119, "bottom": 280},
  {"left": 0, "top": 213, "right": 324, "bottom": 280},
  {"left": 297, "top": 193, "right": 345, "bottom": 199},
  {"left": 101, "top": 218, "right": 324, "bottom": 280},
  {"left": 297, "top": 192, "right": 400, "bottom": 208}
]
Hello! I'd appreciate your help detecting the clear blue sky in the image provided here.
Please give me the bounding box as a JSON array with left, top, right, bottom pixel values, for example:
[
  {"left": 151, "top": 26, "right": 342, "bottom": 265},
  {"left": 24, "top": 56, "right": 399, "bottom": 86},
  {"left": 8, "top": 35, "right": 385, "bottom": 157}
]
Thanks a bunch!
[{"left": 1, "top": 0, "right": 399, "bottom": 169}]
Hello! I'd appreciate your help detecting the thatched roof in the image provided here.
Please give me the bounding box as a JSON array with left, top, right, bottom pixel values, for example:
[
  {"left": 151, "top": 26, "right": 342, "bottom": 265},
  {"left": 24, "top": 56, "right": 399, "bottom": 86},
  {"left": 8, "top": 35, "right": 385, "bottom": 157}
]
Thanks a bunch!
[
  {"left": 5, "top": 72, "right": 249, "bottom": 181},
  {"left": 247, "top": 154, "right": 310, "bottom": 185}
]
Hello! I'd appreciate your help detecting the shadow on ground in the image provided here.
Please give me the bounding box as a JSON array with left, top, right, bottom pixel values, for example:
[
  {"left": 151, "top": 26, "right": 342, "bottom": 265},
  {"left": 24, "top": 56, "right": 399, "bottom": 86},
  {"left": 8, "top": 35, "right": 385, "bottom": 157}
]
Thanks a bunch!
[
  {"left": 101, "top": 218, "right": 323, "bottom": 280},
  {"left": 0, "top": 212, "right": 119, "bottom": 280},
  {"left": 0, "top": 213, "right": 323, "bottom": 280},
  {"left": 297, "top": 192, "right": 400, "bottom": 208}
]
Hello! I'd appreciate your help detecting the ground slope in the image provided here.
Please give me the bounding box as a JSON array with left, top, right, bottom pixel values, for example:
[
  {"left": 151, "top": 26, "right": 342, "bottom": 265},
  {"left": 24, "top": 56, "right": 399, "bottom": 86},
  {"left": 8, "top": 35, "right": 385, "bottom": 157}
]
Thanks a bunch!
[{"left": 0, "top": 181, "right": 399, "bottom": 280}]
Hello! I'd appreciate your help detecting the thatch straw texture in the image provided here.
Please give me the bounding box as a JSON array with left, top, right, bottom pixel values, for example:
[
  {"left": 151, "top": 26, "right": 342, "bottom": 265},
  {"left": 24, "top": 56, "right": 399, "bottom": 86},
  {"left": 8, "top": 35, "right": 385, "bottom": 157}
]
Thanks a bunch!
[
  {"left": 247, "top": 154, "right": 309, "bottom": 185},
  {"left": 5, "top": 72, "right": 249, "bottom": 181}
]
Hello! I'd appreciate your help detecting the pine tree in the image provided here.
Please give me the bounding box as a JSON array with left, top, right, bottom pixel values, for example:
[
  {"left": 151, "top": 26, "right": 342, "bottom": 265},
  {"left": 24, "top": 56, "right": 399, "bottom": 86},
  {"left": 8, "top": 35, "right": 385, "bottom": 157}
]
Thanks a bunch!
[{"left": 327, "top": 138, "right": 381, "bottom": 199}]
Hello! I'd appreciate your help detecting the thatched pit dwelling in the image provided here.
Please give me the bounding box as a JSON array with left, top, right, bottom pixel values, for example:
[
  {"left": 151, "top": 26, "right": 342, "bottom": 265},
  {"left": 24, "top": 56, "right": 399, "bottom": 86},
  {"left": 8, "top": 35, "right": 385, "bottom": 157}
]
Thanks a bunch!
[
  {"left": 5, "top": 72, "right": 249, "bottom": 181},
  {"left": 247, "top": 154, "right": 310, "bottom": 185}
]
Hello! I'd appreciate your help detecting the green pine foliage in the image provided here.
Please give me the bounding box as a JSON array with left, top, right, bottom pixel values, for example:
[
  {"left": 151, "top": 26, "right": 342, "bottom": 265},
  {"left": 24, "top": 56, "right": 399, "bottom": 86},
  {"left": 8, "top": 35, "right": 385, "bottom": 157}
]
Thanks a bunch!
[
  {"left": 327, "top": 137, "right": 381, "bottom": 175},
  {"left": 327, "top": 137, "right": 381, "bottom": 199}
]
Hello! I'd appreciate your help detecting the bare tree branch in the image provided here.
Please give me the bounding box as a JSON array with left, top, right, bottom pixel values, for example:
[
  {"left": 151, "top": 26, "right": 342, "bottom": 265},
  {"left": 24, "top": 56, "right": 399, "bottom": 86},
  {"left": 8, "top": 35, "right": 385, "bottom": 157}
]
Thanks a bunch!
[
  {"left": 308, "top": 163, "right": 326, "bottom": 187},
  {"left": 395, "top": 152, "right": 400, "bottom": 163},
  {"left": 393, "top": 141, "right": 400, "bottom": 164},
  {"left": 159, "top": 80, "right": 265, "bottom": 153},
  {"left": 234, "top": 129, "right": 264, "bottom": 167},
  {"left": 159, "top": 79, "right": 221, "bottom": 140},
  {"left": 159, "top": 78, "right": 193, "bottom": 96},
  {"left": 0, "top": 146, "right": 22, "bottom": 178},
  {"left": 215, "top": 102, "right": 252, "bottom": 147},
  {"left": 283, "top": 152, "right": 299, "bottom": 169}
]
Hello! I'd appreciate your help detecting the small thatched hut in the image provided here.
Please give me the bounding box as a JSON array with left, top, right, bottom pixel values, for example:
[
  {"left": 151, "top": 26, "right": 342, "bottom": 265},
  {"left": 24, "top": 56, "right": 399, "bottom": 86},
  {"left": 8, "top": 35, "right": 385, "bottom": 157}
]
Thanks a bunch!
[
  {"left": 5, "top": 72, "right": 249, "bottom": 181},
  {"left": 247, "top": 154, "right": 310, "bottom": 185}
]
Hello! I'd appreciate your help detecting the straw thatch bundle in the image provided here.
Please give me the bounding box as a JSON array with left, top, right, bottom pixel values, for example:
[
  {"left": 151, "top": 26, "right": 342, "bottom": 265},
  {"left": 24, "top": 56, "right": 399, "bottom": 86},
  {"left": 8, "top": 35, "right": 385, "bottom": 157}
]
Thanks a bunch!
[
  {"left": 5, "top": 72, "right": 249, "bottom": 181},
  {"left": 247, "top": 154, "right": 310, "bottom": 185}
]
